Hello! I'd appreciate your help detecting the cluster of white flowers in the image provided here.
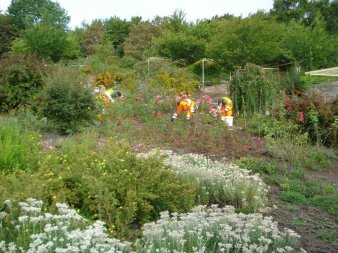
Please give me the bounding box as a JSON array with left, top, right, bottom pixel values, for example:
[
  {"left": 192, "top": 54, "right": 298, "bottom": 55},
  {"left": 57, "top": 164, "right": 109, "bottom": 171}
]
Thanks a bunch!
[
  {"left": 136, "top": 205, "right": 302, "bottom": 253},
  {"left": 137, "top": 150, "right": 268, "bottom": 211},
  {"left": 0, "top": 199, "right": 131, "bottom": 253}
]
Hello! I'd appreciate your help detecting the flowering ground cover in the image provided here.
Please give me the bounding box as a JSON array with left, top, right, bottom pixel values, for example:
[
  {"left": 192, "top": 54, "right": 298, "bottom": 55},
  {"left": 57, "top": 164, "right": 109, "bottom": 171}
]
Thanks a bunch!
[
  {"left": 0, "top": 199, "right": 132, "bottom": 253},
  {"left": 1, "top": 199, "right": 303, "bottom": 253},
  {"left": 136, "top": 205, "right": 301, "bottom": 253},
  {"left": 138, "top": 150, "right": 268, "bottom": 213}
]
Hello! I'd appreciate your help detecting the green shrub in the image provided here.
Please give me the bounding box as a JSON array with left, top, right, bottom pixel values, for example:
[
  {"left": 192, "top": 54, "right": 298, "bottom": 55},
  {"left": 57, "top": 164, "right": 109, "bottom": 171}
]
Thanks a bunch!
[
  {"left": 281, "top": 191, "right": 307, "bottom": 204},
  {"left": 38, "top": 67, "right": 97, "bottom": 134},
  {"left": 0, "top": 55, "right": 46, "bottom": 112},
  {"left": 310, "top": 195, "right": 338, "bottom": 216},
  {"left": 30, "top": 133, "right": 196, "bottom": 239},
  {"left": 299, "top": 75, "right": 338, "bottom": 89},
  {"left": 237, "top": 157, "right": 277, "bottom": 174},
  {"left": 151, "top": 69, "right": 199, "bottom": 95},
  {"left": 230, "top": 63, "right": 279, "bottom": 116},
  {"left": 282, "top": 93, "right": 338, "bottom": 147},
  {"left": 305, "top": 181, "right": 336, "bottom": 198},
  {"left": 0, "top": 117, "right": 41, "bottom": 173},
  {"left": 138, "top": 150, "right": 269, "bottom": 213}
]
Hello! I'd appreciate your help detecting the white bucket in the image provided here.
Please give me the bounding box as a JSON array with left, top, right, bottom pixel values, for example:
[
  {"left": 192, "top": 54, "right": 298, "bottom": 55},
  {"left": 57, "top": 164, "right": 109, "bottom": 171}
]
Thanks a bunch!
[{"left": 222, "top": 116, "right": 233, "bottom": 127}]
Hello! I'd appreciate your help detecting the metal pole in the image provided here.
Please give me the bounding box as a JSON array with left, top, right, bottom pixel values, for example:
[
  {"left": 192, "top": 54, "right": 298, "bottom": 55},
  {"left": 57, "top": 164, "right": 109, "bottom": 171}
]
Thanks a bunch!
[
  {"left": 147, "top": 58, "right": 150, "bottom": 74},
  {"left": 202, "top": 59, "right": 205, "bottom": 87}
]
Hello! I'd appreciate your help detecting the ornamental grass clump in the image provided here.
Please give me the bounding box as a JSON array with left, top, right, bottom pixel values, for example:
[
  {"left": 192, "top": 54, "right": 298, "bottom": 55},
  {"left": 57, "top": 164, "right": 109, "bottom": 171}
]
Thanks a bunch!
[
  {"left": 136, "top": 205, "right": 302, "bottom": 253},
  {"left": 137, "top": 150, "right": 268, "bottom": 212},
  {"left": 0, "top": 199, "right": 131, "bottom": 253}
]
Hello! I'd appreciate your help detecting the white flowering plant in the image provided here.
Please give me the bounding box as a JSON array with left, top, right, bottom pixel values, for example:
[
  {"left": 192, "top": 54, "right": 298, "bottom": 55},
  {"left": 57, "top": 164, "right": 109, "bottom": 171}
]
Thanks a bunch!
[
  {"left": 0, "top": 199, "right": 132, "bottom": 253},
  {"left": 137, "top": 150, "right": 268, "bottom": 212},
  {"left": 136, "top": 205, "right": 302, "bottom": 253}
]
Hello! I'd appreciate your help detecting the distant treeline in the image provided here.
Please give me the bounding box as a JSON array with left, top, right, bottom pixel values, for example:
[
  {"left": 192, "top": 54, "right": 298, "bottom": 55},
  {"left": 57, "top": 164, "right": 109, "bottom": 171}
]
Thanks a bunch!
[{"left": 0, "top": 0, "right": 337, "bottom": 71}]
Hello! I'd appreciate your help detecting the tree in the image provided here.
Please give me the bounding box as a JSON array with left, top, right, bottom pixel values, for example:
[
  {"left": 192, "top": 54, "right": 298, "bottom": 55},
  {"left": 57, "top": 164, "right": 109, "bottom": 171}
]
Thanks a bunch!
[
  {"left": 7, "top": 0, "right": 70, "bottom": 31},
  {"left": 161, "top": 9, "right": 189, "bottom": 33},
  {"left": 11, "top": 24, "right": 78, "bottom": 62},
  {"left": 271, "top": 0, "right": 338, "bottom": 35},
  {"left": 103, "top": 17, "right": 130, "bottom": 57},
  {"left": 155, "top": 32, "right": 205, "bottom": 65},
  {"left": 206, "top": 15, "right": 292, "bottom": 69},
  {"left": 78, "top": 20, "right": 105, "bottom": 56},
  {"left": 282, "top": 18, "right": 338, "bottom": 69},
  {"left": 7, "top": 0, "right": 77, "bottom": 61},
  {"left": 0, "top": 13, "right": 18, "bottom": 57},
  {"left": 123, "top": 22, "right": 160, "bottom": 59}
]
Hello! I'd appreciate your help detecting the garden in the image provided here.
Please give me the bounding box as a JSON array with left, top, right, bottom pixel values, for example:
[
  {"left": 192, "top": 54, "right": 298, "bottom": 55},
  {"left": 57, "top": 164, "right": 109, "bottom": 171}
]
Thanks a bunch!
[{"left": 0, "top": 0, "right": 337, "bottom": 252}]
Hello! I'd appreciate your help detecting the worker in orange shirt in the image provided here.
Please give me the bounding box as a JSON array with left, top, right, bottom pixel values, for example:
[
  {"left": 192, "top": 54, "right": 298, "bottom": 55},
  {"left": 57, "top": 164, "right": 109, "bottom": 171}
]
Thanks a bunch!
[
  {"left": 171, "top": 98, "right": 195, "bottom": 121},
  {"left": 217, "top": 96, "right": 233, "bottom": 119}
]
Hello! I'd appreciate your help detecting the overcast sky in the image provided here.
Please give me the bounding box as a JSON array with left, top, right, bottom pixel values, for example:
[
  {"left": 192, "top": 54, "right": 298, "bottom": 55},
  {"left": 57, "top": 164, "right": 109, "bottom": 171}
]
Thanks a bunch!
[{"left": 0, "top": 0, "right": 274, "bottom": 29}]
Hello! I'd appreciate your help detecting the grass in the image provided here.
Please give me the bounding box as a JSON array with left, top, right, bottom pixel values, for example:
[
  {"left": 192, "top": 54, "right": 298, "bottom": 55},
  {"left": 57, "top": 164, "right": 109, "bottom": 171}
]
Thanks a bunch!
[{"left": 0, "top": 117, "right": 41, "bottom": 173}]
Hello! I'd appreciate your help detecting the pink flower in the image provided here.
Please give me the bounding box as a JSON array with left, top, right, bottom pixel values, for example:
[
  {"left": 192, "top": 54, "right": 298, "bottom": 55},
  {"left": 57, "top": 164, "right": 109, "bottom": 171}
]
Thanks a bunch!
[
  {"left": 298, "top": 111, "right": 304, "bottom": 122},
  {"left": 155, "top": 95, "right": 162, "bottom": 100}
]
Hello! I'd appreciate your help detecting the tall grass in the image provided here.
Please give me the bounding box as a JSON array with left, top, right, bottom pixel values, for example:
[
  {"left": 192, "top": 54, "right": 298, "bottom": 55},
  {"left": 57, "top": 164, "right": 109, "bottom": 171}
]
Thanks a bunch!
[{"left": 0, "top": 117, "right": 41, "bottom": 173}]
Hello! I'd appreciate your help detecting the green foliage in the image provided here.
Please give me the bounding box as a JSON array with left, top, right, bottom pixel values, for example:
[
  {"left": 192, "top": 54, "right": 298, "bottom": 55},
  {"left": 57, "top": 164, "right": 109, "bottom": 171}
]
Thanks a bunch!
[
  {"left": 123, "top": 22, "right": 160, "bottom": 60},
  {"left": 271, "top": 0, "right": 338, "bottom": 35},
  {"left": 0, "top": 133, "right": 197, "bottom": 239},
  {"left": 206, "top": 15, "right": 292, "bottom": 69},
  {"left": 94, "top": 71, "right": 116, "bottom": 88},
  {"left": 281, "top": 191, "right": 307, "bottom": 204},
  {"left": 0, "top": 14, "right": 17, "bottom": 57},
  {"left": 103, "top": 17, "right": 131, "bottom": 57},
  {"left": 7, "top": 0, "right": 70, "bottom": 31},
  {"left": 15, "top": 24, "right": 73, "bottom": 62},
  {"left": 299, "top": 75, "right": 338, "bottom": 89},
  {"left": 78, "top": 20, "right": 105, "bottom": 56},
  {"left": 0, "top": 117, "right": 41, "bottom": 173},
  {"left": 151, "top": 69, "right": 199, "bottom": 94},
  {"left": 230, "top": 63, "right": 279, "bottom": 115},
  {"left": 282, "top": 93, "right": 338, "bottom": 147},
  {"left": 37, "top": 67, "right": 96, "bottom": 134},
  {"left": 310, "top": 195, "right": 338, "bottom": 216},
  {"left": 282, "top": 18, "right": 338, "bottom": 69},
  {"left": 155, "top": 32, "right": 205, "bottom": 65},
  {"left": 237, "top": 157, "right": 277, "bottom": 174},
  {"left": 0, "top": 55, "right": 45, "bottom": 111}
]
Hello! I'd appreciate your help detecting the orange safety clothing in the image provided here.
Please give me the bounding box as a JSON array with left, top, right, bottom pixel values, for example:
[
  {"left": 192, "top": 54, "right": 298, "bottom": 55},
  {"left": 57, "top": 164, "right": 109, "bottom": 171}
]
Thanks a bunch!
[
  {"left": 172, "top": 99, "right": 195, "bottom": 120},
  {"left": 218, "top": 96, "right": 233, "bottom": 116}
]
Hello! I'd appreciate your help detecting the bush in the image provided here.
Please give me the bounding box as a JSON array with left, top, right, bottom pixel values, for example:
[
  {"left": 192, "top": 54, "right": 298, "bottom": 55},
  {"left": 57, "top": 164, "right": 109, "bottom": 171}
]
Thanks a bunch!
[
  {"left": 17, "top": 133, "right": 197, "bottom": 239},
  {"left": 299, "top": 75, "right": 338, "bottom": 89},
  {"left": 38, "top": 67, "right": 97, "bottom": 134},
  {"left": 281, "top": 191, "right": 307, "bottom": 204},
  {"left": 282, "top": 93, "right": 338, "bottom": 147},
  {"left": 151, "top": 69, "right": 199, "bottom": 95},
  {"left": 230, "top": 63, "right": 279, "bottom": 115},
  {"left": 0, "top": 55, "right": 46, "bottom": 112},
  {"left": 237, "top": 157, "right": 277, "bottom": 174},
  {"left": 138, "top": 150, "right": 268, "bottom": 213},
  {"left": 310, "top": 195, "right": 338, "bottom": 216},
  {"left": 94, "top": 71, "right": 116, "bottom": 88},
  {"left": 0, "top": 117, "right": 41, "bottom": 173}
]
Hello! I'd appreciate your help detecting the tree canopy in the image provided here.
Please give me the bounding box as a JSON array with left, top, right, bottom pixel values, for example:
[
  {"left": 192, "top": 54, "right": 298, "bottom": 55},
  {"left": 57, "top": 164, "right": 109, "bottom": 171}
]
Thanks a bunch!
[{"left": 1, "top": 0, "right": 337, "bottom": 70}]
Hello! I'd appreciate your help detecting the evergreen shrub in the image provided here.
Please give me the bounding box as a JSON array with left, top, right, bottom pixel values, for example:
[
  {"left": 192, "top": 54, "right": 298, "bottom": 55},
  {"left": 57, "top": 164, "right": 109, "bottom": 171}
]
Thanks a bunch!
[{"left": 38, "top": 67, "right": 96, "bottom": 134}]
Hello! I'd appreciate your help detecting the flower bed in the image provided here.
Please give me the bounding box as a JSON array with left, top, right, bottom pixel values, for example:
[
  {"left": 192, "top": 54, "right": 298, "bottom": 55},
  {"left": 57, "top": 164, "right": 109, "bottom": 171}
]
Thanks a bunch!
[
  {"left": 0, "top": 199, "right": 131, "bottom": 253},
  {"left": 136, "top": 205, "right": 301, "bottom": 253},
  {"left": 138, "top": 150, "right": 268, "bottom": 212}
]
